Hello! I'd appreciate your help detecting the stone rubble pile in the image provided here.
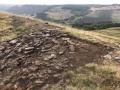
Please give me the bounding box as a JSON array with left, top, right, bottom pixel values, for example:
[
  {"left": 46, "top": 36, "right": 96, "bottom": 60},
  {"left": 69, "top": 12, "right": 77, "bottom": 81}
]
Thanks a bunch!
[{"left": 0, "top": 17, "right": 113, "bottom": 90}]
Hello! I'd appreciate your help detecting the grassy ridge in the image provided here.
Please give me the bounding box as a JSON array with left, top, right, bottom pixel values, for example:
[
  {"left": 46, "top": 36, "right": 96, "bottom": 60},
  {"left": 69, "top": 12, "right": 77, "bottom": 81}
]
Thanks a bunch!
[
  {"left": 0, "top": 12, "right": 120, "bottom": 90},
  {"left": 0, "top": 12, "right": 32, "bottom": 41},
  {"left": 41, "top": 20, "right": 120, "bottom": 46}
]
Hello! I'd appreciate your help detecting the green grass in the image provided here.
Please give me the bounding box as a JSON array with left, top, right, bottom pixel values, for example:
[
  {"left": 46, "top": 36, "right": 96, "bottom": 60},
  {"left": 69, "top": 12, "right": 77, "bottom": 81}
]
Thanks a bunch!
[
  {"left": 95, "top": 28, "right": 120, "bottom": 39},
  {"left": 0, "top": 12, "right": 27, "bottom": 41},
  {"left": 42, "top": 62, "right": 120, "bottom": 90}
]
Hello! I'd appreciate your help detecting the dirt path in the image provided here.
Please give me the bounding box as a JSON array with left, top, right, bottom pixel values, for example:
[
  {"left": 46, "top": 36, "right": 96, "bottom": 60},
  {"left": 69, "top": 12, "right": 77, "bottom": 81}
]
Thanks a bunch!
[{"left": 0, "top": 16, "right": 113, "bottom": 90}]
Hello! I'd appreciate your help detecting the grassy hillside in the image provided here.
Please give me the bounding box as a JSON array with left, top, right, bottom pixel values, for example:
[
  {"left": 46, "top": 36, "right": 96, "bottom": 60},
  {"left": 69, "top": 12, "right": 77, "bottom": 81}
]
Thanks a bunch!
[
  {"left": 5, "top": 4, "right": 120, "bottom": 30},
  {"left": 0, "top": 12, "right": 120, "bottom": 90},
  {"left": 36, "top": 5, "right": 120, "bottom": 23},
  {"left": 0, "top": 12, "right": 17, "bottom": 41},
  {"left": 36, "top": 5, "right": 91, "bottom": 22},
  {"left": 39, "top": 21, "right": 120, "bottom": 90},
  {"left": 40, "top": 20, "right": 120, "bottom": 46},
  {"left": 0, "top": 12, "right": 40, "bottom": 41},
  {"left": 7, "top": 5, "right": 51, "bottom": 15}
]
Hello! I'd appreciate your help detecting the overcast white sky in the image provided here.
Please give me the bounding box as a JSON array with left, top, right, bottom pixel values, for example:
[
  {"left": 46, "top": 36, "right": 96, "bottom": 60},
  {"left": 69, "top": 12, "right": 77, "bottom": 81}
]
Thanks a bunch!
[{"left": 0, "top": 0, "right": 120, "bottom": 5}]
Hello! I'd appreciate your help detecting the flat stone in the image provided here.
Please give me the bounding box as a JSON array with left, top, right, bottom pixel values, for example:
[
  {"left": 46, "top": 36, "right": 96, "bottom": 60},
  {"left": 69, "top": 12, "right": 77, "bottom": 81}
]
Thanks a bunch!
[
  {"left": 47, "top": 70, "right": 52, "bottom": 74},
  {"left": 24, "top": 50, "right": 34, "bottom": 54},
  {"left": 16, "top": 43, "right": 21, "bottom": 47},
  {"left": 35, "top": 80, "right": 43, "bottom": 84},
  {"left": 44, "top": 54, "right": 57, "bottom": 61},
  {"left": 69, "top": 45, "right": 75, "bottom": 52},
  {"left": 52, "top": 39, "right": 59, "bottom": 44},
  {"left": 29, "top": 66, "right": 38, "bottom": 71},
  {"left": 59, "top": 51, "right": 64, "bottom": 55},
  {"left": 53, "top": 74, "right": 61, "bottom": 78},
  {"left": 9, "top": 39, "right": 17, "bottom": 45},
  {"left": 51, "top": 54, "right": 57, "bottom": 58},
  {"left": 104, "top": 54, "right": 112, "bottom": 60},
  {"left": 25, "top": 47, "right": 34, "bottom": 51},
  {"left": 17, "top": 48, "right": 23, "bottom": 53},
  {"left": 0, "top": 46, "right": 5, "bottom": 51},
  {"left": 62, "top": 38, "right": 70, "bottom": 41},
  {"left": 114, "top": 56, "right": 120, "bottom": 60},
  {"left": 67, "top": 40, "right": 75, "bottom": 45},
  {"left": 61, "top": 34, "right": 68, "bottom": 37},
  {"left": 55, "top": 66, "right": 60, "bottom": 70},
  {"left": 42, "top": 34, "right": 50, "bottom": 37},
  {"left": 35, "top": 60, "right": 42, "bottom": 66}
]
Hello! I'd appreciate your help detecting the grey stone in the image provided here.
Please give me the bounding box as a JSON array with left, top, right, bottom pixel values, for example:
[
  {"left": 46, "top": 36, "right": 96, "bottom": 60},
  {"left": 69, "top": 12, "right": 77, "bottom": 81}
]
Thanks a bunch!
[
  {"left": 35, "top": 60, "right": 42, "bottom": 66},
  {"left": 114, "top": 56, "right": 120, "bottom": 60},
  {"left": 52, "top": 39, "right": 59, "bottom": 44},
  {"left": 35, "top": 80, "right": 43, "bottom": 84},
  {"left": 55, "top": 66, "right": 60, "bottom": 70},
  {"left": 104, "top": 54, "right": 112, "bottom": 60},
  {"left": 9, "top": 39, "right": 17, "bottom": 45},
  {"left": 69, "top": 45, "right": 75, "bottom": 52},
  {"left": 25, "top": 47, "right": 34, "bottom": 51},
  {"left": 44, "top": 54, "right": 57, "bottom": 61},
  {"left": 0, "top": 46, "right": 5, "bottom": 51},
  {"left": 29, "top": 66, "right": 38, "bottom": 71},
  {"left": 17, "top": 48, "right": 23, "bottom": 53},
  {"left": 16, "top": 43, "right": 21, "bottom": 47},
  {"left": 42, "top": 34, "right": 50, "bottom": 37},
  {"left": 53, "top": 74, "right": 61, "bottom": 78},
  {"left": 24, "top": 50, "right": 34, "bottom": 54}
]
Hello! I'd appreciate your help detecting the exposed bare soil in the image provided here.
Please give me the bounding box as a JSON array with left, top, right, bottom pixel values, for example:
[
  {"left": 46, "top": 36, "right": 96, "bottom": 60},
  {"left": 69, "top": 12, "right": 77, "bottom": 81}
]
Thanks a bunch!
[{"left": 0, "top": 16, "right": 113, "bottom": 90}]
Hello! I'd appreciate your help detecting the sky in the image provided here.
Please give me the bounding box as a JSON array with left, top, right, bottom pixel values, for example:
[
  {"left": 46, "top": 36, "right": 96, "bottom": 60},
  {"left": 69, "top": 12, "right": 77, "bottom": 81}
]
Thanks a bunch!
[{"left": 0, "top": 0, "right": 120, "bottom": 5}]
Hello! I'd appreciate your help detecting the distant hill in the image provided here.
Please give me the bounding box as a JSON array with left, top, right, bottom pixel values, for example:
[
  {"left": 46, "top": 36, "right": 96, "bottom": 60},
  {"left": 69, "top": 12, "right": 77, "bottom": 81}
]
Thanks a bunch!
[
  {"left": 4, "top": 4, "right": 120, "bottom": 29},
  {"left": 7, "top": 5, "right": 51, "bottom": 16},
  {"left": 6, "top": 4, "right": 120, "bottom": 22},
  {"left": 0, "top": 4, "right": 14, "bottom": 11}
]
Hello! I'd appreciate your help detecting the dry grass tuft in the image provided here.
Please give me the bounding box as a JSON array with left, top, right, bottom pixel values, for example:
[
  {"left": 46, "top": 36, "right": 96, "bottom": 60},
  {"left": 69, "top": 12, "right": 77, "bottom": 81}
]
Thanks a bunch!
[{"left": 42, "top": 62, "right": 120, "bottom": 90}]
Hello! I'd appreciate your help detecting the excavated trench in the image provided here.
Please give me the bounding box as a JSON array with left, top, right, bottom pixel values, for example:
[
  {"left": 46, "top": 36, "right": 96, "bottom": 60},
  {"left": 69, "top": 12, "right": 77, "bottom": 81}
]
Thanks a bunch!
[{"left": 0, "top": 16, "right": 113, "bottom": 90}]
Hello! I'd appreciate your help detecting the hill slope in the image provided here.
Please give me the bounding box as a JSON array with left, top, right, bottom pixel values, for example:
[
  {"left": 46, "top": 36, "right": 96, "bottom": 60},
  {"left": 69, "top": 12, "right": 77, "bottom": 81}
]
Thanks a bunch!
[
  {"left": 0, "top": 12, "right": 120, "bottom": 90},
  {"left": 6, "top": 4, "right": 120, "bottom": 23},
  {"left": 7, "top": 5, "right": 51, "bottom": 15},
  {"left": 5, "top": 4, "right": 120, "bottom": 30}
]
